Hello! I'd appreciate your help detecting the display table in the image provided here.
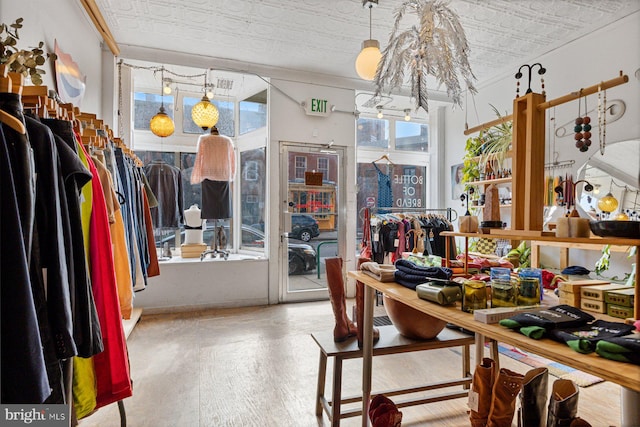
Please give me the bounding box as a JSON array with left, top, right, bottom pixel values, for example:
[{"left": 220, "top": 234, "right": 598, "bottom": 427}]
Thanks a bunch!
[{"left": 349, "top": 270, "right": 640, "bottom": 427}]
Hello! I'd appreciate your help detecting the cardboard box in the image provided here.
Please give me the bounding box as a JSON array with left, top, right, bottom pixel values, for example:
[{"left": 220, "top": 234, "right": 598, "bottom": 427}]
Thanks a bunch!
[
  {"left": 580, "top": 298, "right": 606, "bottom": 313},
  {"left": 581, "top": 284, "right": 628, "bottom": 301},
  {"left": 604, "top": 287, "right": 635, "bottom": 307},
  {"left": 557, "top": 279, "right": 610, "bottom": 293},
  {"left": 473, "top": 306, "right": 539, "bottom": 324},
  {"left": 607, "top": 304, "right": 634, "bottom": 319},
  {"left": 180, "top": 243, "right": 207, "bottom": 258},
  {"left": 558, "top": 290, "right": 581, "bottom": 307}
]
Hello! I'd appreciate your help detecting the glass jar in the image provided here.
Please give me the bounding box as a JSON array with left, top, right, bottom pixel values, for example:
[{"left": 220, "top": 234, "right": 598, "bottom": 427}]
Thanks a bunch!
[
  {"left": 516, "top": 277, "right": 541, "bottom": 306},
  {"left": 462, "top": 279, "right": 488, "bottom": 313},
  {"left": 518, "top": 268, "right": 544, "bottom": 302},
  {"left": 491, "top": 279, "right": 518, "bottom": 307}
]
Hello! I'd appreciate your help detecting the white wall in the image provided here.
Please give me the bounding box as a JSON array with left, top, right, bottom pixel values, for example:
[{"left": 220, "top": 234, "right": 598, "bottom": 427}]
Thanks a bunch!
[
  {"left": 443, "top": 11, "right": 640, "bottom": 277},
  {"left": 1, "top": 0, "right": 105, "bottom": 115}
]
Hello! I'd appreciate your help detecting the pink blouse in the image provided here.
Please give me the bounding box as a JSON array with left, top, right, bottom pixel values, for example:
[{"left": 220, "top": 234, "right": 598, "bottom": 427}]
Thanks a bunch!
[{"left": 191, "top": 134, "right": 236, "bottom": 183}]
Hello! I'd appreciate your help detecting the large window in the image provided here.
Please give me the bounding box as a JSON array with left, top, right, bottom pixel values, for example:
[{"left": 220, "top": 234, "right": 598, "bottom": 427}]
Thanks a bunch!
[
  {"left": 239, "top": 100, "right": 267, "bottom": 135},
  {"left": 240, "top": 148, "right": 266, "bottom": 249},
  {"left": 182, "top": 97, "right": 235, "bottom": 136},
  {"left": 357, "top": 117, "right": 389, "bottom": 148},
  {"left": 134, "top": 93, "right": 174, "bottom": 130},
  {"left": 396, "top": 121, "right": 428, "bottom": 152}
]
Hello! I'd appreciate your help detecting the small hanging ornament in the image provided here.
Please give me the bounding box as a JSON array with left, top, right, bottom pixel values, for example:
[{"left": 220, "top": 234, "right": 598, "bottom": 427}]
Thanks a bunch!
[
  {"left": 573, "top": 92, "right": 591, "bottom": 152},
  {"left": 516, "top": 80, "right": 520, "bottom": 98}
]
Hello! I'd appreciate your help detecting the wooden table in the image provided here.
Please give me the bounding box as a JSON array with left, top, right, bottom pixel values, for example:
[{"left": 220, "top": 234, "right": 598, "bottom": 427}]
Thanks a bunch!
[{"left": 349, "top": 271, "right": 640, "bottom": 427}]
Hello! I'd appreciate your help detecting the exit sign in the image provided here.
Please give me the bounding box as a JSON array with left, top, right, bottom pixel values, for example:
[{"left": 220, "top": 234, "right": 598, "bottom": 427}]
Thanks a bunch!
[{"left": 304, "top": 98, "right": 332, "bottom": 117}]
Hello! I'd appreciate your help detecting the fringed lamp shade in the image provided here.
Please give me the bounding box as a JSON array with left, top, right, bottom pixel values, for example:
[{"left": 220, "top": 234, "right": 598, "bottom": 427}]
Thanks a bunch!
[
  {"left": 355, "top": 39, "right": 382, "bottom": 81},
  {"left": 149, "top": 106, "right": 175, "bottom": 137},
  {"left": 191, "top": 96, "right": 219, "bottom": 130}
]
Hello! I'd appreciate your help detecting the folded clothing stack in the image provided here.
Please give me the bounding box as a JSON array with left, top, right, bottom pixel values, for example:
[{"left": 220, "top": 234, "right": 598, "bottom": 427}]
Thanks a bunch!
[
  {"left": 394, "top": 259, "right": 452, "bottom": 290},
  {"left": 595, "top": 334, "right": 640, "bottom": 365},
  {"left": 547, "top": 320, "right": 635, "bottom": 353},
  {"left": 360, "top": 262, "right": 397, "bottom": 282}
]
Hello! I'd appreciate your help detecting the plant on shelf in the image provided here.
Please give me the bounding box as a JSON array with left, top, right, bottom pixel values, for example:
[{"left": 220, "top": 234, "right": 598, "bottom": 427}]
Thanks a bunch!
[
  {"left": 461, "top": 135, "right": 483, "bottom": 184},
  {"left": 1, "top": 18, "right": 56, "bottom": 85},
  {"left": 477, "top": 105, "right": 513, "bottom": 171}
]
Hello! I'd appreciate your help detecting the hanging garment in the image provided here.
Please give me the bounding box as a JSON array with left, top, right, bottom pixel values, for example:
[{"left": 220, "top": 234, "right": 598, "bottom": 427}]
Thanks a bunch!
[
  {"left": 142, "top": 190, "right": 160, "bottom": 278},
  {"left": 201, "top": 179, "right": 232, "bottom": 219},
  {"left": 145, "top": 160, "right": 184, "bottom": 228},
  {"left": 373, "top": 163, "right": 393, "bottom": 210},
  {"left": 191, "top": 133, "right": 236, "bottom": 183},
  {"left": 79, "top": 144, "right": 133, "bottom": 409},
  {"left": 0, "top": 123, "right": 50, "bottom": 404}
]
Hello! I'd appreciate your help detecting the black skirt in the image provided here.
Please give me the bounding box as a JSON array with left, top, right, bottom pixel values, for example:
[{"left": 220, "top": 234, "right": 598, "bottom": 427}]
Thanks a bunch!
[{"left": 201, "top": 179, "right": 232, "bottom": 219}]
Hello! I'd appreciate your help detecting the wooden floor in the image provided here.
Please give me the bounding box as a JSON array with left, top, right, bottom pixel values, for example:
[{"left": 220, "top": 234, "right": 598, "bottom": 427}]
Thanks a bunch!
[{"left": 79, "top": 300, "right": 622, "bottom": 427}]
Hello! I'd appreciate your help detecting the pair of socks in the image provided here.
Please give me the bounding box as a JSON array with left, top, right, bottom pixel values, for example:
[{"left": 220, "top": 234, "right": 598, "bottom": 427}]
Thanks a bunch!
[
  {"left": 548, "top": 320, "right": 635, "bottom": 353},
  {"left": 595, "top": 334, "right": 640, "bottom": 365},
  {"left": 499, "top": 305, "right": 595, "bottom": 339}
]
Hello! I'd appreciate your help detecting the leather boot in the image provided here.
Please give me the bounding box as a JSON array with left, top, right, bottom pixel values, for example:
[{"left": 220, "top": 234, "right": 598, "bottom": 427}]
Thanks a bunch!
[
  {"left": 518, "top": 367, "right": 548, "bottom": 427},
  {"left": 546, "top": 379, "right": 579, "bottom": 427},
  {"left": 356, "top": 256, "right": 380, "bottom": 347},
  {"left": 325, "top": 257, "right": 357, "bottom": 342},
  {"left": 469, "top": 358, "right": 496, "bottom": 427},
  {"left": 569, "top": 418, "right": 591, "bottom": 427},
  {"left": 487, "top": 368, "right": 525, "bottom": 427},
  {"left": 369, "top": 394, "right": 403, "bottom": 427}
]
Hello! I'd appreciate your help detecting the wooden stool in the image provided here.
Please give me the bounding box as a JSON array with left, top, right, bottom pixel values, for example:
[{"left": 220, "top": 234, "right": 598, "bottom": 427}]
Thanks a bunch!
[{"left": 311, "top": 325, "right": 474, "bottom": 426}]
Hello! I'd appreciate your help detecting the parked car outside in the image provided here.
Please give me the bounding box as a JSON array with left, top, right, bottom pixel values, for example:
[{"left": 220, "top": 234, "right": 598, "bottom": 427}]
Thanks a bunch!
[
  {"left": 159, "top": 224, "right": 316, "bottom": 275},
  {"left": 289, "top": 214, "right": 320, "bottom": 242}
]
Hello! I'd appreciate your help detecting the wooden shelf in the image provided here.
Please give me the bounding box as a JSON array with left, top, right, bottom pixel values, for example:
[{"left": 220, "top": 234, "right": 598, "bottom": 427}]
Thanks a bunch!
[
  {"left": 469, "top": 150, "right": 512, "bottom": 162},
  {"left": 470, "top": 204, "right": 512, "bottom": 209},
  {"left": 442, "top": 231, "right": 640, "bottom": 247},
  {"left": 468, "top": 177, "right": 512, "bottom": 186}
]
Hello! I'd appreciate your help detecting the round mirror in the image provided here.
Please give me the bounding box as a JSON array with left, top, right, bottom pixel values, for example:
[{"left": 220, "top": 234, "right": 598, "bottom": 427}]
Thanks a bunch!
[{"left": 577, "top": 139, "right": 640, "bottom": 220}]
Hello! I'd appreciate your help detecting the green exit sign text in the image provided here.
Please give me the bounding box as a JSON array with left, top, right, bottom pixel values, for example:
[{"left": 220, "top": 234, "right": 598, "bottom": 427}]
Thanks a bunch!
[{"left": 304, "top": 98, "right": 332, "bottom": 117}]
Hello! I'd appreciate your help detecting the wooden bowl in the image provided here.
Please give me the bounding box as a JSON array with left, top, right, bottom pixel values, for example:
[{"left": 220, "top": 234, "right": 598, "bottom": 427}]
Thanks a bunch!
[{"left": 383, "top": 295, "right": 447, "bottom": 340}]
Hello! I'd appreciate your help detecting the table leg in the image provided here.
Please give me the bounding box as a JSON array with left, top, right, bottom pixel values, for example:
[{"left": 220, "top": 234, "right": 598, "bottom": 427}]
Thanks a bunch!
[
  {"left": 474, "top": 333, "right": 484, "bottom": 367},
  {"left": 621, "top": 386, "right": 640, "bottom": 427},
  {"left": 464, "top": 237, "right": 469, "bottom": 276},
  {"left": 362, "top": 284, "right": 374, "bottom": 427}
]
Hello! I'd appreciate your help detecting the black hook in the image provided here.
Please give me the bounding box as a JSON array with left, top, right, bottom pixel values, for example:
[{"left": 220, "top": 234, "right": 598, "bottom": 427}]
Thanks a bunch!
[{"left": 515, "top": 63, "right": 546, "bottom": 94}]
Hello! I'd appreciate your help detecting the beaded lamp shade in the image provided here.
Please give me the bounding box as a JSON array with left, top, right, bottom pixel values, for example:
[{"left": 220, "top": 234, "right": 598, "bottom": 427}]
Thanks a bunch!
[
  {"left": 191, "top": 96, "right": 219, "bottom": 130},
  {"left": 149, "top": 105, "right": 175, "bottom": 137},
  {"left": 598, "top": 192, "right": 619, "bottom": 213}
]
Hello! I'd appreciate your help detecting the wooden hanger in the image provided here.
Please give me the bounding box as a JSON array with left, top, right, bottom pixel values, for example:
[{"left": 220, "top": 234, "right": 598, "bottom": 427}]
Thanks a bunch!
[
  {"left": 372, "top": 154, "right": 395, "bottom": 165},
  {"left": 0, "top": 109, "right": 26, "bottom": 134}
]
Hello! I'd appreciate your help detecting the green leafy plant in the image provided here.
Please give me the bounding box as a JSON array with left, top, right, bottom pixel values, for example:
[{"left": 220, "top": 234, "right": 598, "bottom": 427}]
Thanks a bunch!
[
  {"left": 477, "top": 105, "right": 513, "bottom": 170},
  {"left": 461, "top": 135, "right": 483, "bottom": 184},
  {"left": 1, "top": 18, "right": 56, "bottom": 85},
  {"left": 506, "top": 241, "right": 530, "bottom": 268}
]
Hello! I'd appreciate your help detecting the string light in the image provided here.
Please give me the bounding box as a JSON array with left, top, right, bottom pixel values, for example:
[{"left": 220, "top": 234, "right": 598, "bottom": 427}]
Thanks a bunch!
[
  {"left": 404, "top": 109, "right": 411, "bottom": 121},
  {"left": 376, "top": 105, "right": 383, "bottom": 119}
]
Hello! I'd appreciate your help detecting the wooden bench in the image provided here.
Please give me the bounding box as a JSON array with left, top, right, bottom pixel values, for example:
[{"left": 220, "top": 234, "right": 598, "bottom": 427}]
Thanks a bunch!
[{"left": 311, "top": 324, "right": 474, "bottom": 426}]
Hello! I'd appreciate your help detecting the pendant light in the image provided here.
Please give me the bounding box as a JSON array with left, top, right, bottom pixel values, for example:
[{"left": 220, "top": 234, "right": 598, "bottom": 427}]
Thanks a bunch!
[
  {"left": 355, "top": 0, "right": 382, "bottom": 81},
  {"left": 191, "top": 71, "right": 219, "bottom": 131},
  {"left": 149, "top": 67, "right": 175, "bottom": 137},
  {"left": 598, "top": 181, "right": 619, "bottom": 213}
]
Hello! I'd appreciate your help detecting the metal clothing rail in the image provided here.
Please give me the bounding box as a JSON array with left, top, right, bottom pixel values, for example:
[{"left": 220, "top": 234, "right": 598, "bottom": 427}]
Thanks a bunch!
[{"left": 361, "top": 206, "right": 457, "bottom": 222}]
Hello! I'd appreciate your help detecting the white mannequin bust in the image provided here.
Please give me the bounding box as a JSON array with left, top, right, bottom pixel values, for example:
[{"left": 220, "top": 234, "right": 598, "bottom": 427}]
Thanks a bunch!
[{"left": 183, "top": 204, "right": 206, "bottom": 244}]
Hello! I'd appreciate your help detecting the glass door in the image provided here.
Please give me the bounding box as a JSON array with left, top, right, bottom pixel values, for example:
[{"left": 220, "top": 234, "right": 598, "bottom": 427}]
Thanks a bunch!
[{"left": 279, "top": 142, "right": 345, "bottom": 302}]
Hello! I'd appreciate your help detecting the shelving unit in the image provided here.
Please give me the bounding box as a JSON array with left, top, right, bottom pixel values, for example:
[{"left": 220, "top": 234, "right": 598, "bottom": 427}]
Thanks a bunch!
[{"left": 468, "top": 177, "right": 512, "bottom": 186}]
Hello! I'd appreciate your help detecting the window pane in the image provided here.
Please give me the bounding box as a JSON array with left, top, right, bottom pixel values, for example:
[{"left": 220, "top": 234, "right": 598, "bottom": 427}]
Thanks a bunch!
[
  {"left": 182, "top": 97, "right": 236, "bottom": 137},
  {"left": 356, "top": 118, "right": 389, "bottom": 148},
  {"left": 239, "top": 101, "right": 267, "bottom": 135},
  {"left": 355, "top": 162, "right": 427, "bottom": 241},
  {"left": 181, "top": 153, "right": 201, "bottom": 212},
  {"left": 134, "top": 93, "right": 174, "bottom": 131},
  {"left": 240, "top": 148, "right": 266, "bottom": 252},
  {"left": 396, "top": 121, "right": 429, "bottom": 152}
]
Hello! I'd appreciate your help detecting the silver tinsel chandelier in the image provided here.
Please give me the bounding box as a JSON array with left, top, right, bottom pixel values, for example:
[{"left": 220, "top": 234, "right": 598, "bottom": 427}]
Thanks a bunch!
[{"left": 374, "top": 0, "right": 477, "bottom": 113}]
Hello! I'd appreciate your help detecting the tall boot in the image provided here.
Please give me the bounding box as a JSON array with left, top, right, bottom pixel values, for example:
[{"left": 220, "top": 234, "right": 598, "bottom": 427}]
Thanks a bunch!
[
  {"left": 546, "top": 379, "right": 579, "bottom": 427},
  {"left": 469, "top": 358, "right": 496, "bottom": 427},
  {"left": 518, "top": 367, "right": 548, "bottom": 427},
  {"left": 487, "top": 368, "right": 525, "bottom": 427},
  {"left": 356, "top": 256, "right": 380, "bottom": 347},
  {"left": 325, "top": 257, "right": 357, "bottom": 342}
]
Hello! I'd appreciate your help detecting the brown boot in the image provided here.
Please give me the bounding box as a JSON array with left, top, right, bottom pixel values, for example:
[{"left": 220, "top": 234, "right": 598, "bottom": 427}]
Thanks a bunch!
[
  {"left": 325, "top": 257, "right": 357, "bottom": 342},
  {"left": 487, "top": 368, "right": 525, "bottom": 427},
  {"left": 369, "top": 395, "right": 403, "bottom": 427},
  {"left": 469, "top": 358, "right": 496, "bottom": 427},
  {"left": 356, "top": 256, "right": 380, "bottom": 347},
  {"left": 569, "top": 418, "right": 592, "bottom": 427}
]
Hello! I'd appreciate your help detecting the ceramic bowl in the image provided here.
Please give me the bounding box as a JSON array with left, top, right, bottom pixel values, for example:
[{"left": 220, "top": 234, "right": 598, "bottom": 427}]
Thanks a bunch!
[
  {"left": 589, "top": 220, "right": 640, "bottom": 238},
  {"left": 383, "top": 295, "right": 447, "bottom": 340}
]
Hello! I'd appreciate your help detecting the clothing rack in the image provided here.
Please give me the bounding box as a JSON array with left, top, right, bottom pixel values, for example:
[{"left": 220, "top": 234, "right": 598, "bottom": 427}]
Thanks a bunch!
[
  {"left": 544, "top": 159, "right": 574, "bottom": 170},
  {"left": 361, "top": 207, "right": 457, "bottom": 222}
]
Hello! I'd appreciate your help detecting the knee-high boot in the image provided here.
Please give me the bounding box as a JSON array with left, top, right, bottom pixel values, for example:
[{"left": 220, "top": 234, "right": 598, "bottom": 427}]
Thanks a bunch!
[
  {"left": 356, "top": 256, "right": 380, "bottom": 348},
  {"left": 470, "top": 358, "right": 496, "bottom": 427},
  {"left": 325, "top": 257, "right": 357, "bottom": 342},
  {"left": 487, "top": 368, "right": 525, "bottom": 427},
  {"left": 546, "top": 379, "right": 579, "bottom": 427},
  {"left": 518, "top": 367, "right": 548, "bottom": 427}
]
